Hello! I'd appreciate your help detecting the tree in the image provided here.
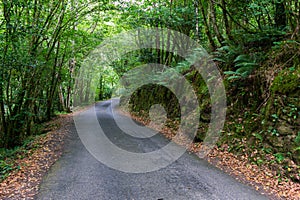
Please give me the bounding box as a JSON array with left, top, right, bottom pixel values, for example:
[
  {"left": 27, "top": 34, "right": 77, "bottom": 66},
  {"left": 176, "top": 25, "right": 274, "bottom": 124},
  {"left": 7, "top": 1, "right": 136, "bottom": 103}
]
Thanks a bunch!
[{"left": 0, "top": 0, "right": 107, "bottom": 147}]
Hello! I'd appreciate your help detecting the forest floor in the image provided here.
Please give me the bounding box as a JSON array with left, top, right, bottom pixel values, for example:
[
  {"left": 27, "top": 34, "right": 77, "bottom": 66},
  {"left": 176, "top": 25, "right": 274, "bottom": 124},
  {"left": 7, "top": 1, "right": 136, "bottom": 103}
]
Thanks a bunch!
[{"left": 0, "top": 105, "right": 299, "bottom": 199}]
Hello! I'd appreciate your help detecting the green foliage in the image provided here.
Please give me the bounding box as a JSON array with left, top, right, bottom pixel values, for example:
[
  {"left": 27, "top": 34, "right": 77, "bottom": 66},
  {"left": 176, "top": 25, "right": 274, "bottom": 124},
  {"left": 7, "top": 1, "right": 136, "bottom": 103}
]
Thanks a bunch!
[
  {"left": 0, "top": 160, "right": 14, "bottom": 181},
  {"left": 253, "top": 132, "right": 263, "bottom": 142},
  {"left": 295, "top": 132, "right": 300, "bottom": 144},
  {"left": 0, "top": 0, "right": 299, "bottom": 185},
  {"left": 0, "top": 147, "right": 23, "bottom": 181},
  {"left": 274, "top": 153, "right": 285, "bottom": 163},
  {"left": 271, "top": 67, "right": 300, "bottom": 94},
  {"left": 113, "top": 0, "right": 300, "bottom": 184},
  {"left": 54, "top": 111, "right": 69, "bottom": 115},
  {"left": 224, "top": 54, "right": 259, "bottom": 80},
  {"left": 213, "top": 45, "right": 242, "bottom": 66},
  {"left": 0, "top": 0, "right": 111, "bottom": 148},
  {"left": 0, "top": 134, "right": 41, "bottom": 180}
]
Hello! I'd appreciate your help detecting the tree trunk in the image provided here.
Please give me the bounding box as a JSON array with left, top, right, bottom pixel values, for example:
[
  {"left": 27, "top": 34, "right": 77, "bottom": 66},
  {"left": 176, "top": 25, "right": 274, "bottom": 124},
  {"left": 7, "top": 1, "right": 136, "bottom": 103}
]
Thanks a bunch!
[
  {"left": 99, "top": 75, "right": 103, "bottom": 100},
  {"left": 59, "top": 84, "right": 66, "bottom": 111},
  {"left": 210, "top": 0, "right": 224, "bottom": 44},
  {"left": 199, "top": 1, "right": 217, "bottom": 50},
  {"left": 274, "top": 1, "right": 287, "bottom": 29},
  {"left": 221, "top": 0, "right": 234, "bottom": 41}
]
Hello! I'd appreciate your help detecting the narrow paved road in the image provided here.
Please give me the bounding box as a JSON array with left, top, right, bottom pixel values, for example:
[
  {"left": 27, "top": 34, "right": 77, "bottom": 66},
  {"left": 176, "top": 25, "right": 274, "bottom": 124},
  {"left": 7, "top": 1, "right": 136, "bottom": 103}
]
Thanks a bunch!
[{"left": 37, "top": 100, "right": 268, "bottom": 200}]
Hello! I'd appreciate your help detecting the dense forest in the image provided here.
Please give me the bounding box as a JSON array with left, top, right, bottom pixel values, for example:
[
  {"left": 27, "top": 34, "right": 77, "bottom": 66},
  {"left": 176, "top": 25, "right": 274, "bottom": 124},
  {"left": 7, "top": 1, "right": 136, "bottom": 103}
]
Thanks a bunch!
[{"left": 0, "top": 0, "right": 299, "bottom": 184}]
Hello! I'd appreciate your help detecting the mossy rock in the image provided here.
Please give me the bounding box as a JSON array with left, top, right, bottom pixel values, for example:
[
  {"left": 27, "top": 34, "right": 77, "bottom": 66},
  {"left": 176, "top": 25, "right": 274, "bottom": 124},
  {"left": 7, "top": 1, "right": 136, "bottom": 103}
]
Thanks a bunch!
[
  {"left": 271, "top": 67, "right": 300, "bottom": 94},
  {"left": 277, "top": 122, "right": 294, "bottom": 136},
  {"left": 292, "top": 147, "right": 300, "bottom": 165},
  {"left": 267, "top": 135, "right": 284, "bottom": 148}
]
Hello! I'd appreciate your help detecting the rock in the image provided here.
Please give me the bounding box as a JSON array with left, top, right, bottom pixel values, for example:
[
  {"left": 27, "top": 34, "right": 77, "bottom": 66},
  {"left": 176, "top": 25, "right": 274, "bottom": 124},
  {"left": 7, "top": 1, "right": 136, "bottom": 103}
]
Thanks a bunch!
[
  {"left": 268, "top": 136, "right": 284, "bottom": 148},
  {"left": 292, "top": 148, "right": 300, "bottom": 165},
  {"left": 277, "top": 124, "right": 294, "bottom": 136}
]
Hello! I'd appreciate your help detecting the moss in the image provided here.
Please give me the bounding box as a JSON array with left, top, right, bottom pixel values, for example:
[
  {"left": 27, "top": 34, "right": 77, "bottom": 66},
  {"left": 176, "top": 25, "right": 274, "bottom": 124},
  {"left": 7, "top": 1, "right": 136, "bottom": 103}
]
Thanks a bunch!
[{"left": 271, "top": 67, "right": 300, "bottom": 94}]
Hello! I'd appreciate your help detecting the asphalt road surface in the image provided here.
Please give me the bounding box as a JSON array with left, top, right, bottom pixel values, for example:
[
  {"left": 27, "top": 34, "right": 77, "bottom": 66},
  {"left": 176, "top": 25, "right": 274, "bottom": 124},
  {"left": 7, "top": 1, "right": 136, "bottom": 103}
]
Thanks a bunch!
[{"left": 37, "top": 100, "right": 268, "bottom": 200}]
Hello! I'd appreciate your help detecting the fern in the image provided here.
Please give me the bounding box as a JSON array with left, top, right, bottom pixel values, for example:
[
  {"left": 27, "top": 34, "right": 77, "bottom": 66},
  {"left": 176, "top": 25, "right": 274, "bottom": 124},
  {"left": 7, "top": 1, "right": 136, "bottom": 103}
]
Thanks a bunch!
[
  {"left": 224, "top": 54, "right": 259, "bottom": 80},
  {"left": 223, "top": 71, "right": 238, "bottom": 75},
  {"left": 234, "top": 54, "right": 250, "bottom": 63},
  {"left": 227, "top": 75, "right": 242, "bottom": 80},
  {"left": 213, "top": 57, "right": 226, "bottom": 63},
  {"left": 213, "top": 44, "right": 243, "bottom": 69},
  {"left": 235, "top": 62, "right": 258, "bottom": 68}
]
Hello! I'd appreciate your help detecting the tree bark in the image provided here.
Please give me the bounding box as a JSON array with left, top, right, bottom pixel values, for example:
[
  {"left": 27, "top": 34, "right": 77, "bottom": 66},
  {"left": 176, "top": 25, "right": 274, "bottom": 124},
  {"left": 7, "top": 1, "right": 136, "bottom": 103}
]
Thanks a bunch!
[
  {"left": 199, "top": 1, "right": 217, "bottom": 50},
  {"left": 274, "top": 1, "right": 287, "bottom": 29},
  {"left": 210, "top": 0, "right": 224, "bottom": 44}
]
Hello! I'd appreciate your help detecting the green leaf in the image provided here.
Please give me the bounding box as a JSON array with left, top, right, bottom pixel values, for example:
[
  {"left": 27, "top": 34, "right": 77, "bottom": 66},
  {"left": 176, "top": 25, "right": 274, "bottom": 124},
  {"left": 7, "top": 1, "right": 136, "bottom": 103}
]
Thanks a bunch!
[
  {"left": 224, "top": 71, "right": 238, "bottom": 75},
  {"left": 274, "top": 153, "right": 285, "bottom": 163},
  {"left": 295, "top": 146, "right": 300, "bottom": 151},
  {"left": 236, "top": 66, "right": 255, "bottom": 74},
  {"left": 212, "top": 57, "right": 226, "bottom": 62},
  {"left": 234, "top": 54, "right": 250, "bottom": 63},
  {"left": 253, "top": 133, "right": 263, "bottom": 142},
  {"left": 217, "top": 45, "right": 231, "bottom": 52},
  {"left": 235, "top": 62, "right": 258, "bottom": 68},
  {"left": 227, "top": 75, "right": 241, "bottom": 80}
]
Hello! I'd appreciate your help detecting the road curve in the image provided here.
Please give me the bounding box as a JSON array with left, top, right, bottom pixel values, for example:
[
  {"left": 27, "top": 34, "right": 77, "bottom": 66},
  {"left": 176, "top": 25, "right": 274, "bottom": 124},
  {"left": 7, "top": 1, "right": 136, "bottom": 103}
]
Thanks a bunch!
[{"left": 37, "top": 100, "right": 268, "bottom": 200}]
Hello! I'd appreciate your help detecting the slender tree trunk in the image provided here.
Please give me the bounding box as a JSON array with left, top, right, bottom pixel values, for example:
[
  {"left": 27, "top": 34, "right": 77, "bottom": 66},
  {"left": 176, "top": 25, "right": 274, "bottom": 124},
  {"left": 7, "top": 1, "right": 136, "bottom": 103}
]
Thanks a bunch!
[
  {"left": 164, "top": 29, "right": 172, "bottom": 65},
  {"left": 210, "top": 0, "right": 224, "bottom": 44},
  {"left": 59, "top": 84, "right": 66, "bottom": 111},
  {"left": 194, "top": 0, "right": 200, "bottom": 41},
  {"left": 99, "top": 75, "right": 103, "bottom": 100},
  {"left": 221, "top": 0, "right": 234, "bottom": 41},
  {"left": 199, "top": 1, "right": 217, "bottom": 50},
  {"left": 274, "top": 1, "right": 287, "bottom": 29},
  {"left": 66, "top": 58, "right": 75, "bottom": 112}
]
